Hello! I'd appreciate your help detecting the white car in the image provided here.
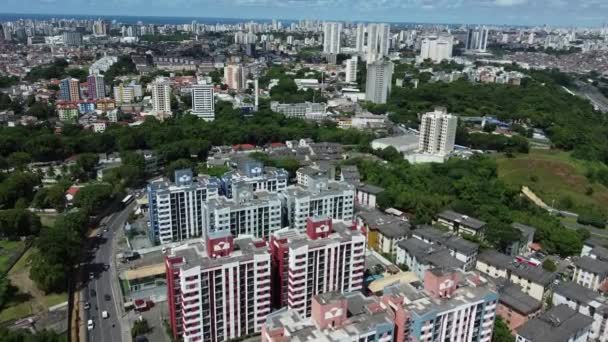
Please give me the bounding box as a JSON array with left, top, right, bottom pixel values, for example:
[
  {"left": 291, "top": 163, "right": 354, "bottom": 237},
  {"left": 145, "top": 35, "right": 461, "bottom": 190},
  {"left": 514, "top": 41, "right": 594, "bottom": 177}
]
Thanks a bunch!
[
  {"left": 102, "top": 310, "right": 109, "bottom": 319},
  {"left": 87, "top": 319, "right": 94, "bottom": 330}
]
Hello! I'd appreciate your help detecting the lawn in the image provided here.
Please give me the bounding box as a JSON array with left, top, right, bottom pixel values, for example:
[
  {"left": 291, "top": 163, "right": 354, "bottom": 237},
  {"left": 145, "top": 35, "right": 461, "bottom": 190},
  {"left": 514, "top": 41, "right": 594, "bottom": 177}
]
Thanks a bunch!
[
  {"left": 0, "top": 248, "right": 68, "bottom": 323},
  {"left": 0, "top": 240, "right": 26, "bottom": 275},
  {"left": 495, "top": 149, "right": 608, "bottom": 214},
  {"left": 37, "top": 212, "right": 59, "bottom": 228}
]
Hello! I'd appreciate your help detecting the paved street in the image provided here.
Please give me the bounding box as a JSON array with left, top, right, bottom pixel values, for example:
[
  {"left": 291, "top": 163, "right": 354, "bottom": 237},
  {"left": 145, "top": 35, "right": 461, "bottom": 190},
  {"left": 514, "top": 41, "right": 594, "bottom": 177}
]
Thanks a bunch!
[{"left": 83, "top": 204, "right": 134, "bottom": 342}]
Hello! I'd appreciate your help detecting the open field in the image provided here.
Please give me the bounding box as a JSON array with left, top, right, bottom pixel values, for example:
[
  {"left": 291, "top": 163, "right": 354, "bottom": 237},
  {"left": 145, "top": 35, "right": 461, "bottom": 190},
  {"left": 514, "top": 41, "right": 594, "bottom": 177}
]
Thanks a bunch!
[{"left": 495, "top": 149, "right": 608, "bottom": 213}]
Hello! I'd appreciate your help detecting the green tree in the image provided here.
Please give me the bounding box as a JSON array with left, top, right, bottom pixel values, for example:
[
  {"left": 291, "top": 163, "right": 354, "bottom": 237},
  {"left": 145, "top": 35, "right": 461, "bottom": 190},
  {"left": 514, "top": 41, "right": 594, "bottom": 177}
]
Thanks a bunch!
[
  {"left": 73, "top": 183, "right": 114, "bottom": 214},
  {"left": 542, "top": 259, "right": 557, "bottom": 272},
  {"left": 131, "top": 318, "right": 152, "bottom": 337},
  {"left": 492, "top": 316, "right": 514, "bottom": 342}
]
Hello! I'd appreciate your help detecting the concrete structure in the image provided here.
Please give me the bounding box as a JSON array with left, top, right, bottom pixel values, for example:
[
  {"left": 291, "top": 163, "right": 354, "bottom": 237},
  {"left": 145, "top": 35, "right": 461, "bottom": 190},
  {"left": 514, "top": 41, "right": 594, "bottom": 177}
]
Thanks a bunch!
[
  {"left": 345, "top": 55, "right": 358, "bottom": 83},
  {"left": 270, "top": 218, "right": 365, "bottom": 317},
  {"left": 371, "top": 134, "right": 419, "bottom": 154},
  {"left": 411, "top": 226, "right": 479, "bottom": 271},
  {"left": 59, "top": 78, "right": 80, "bottom": 101},
  {"left": 322, "top": 22, "right": 341, "bottom": 55},
  {"left": 282, "top": 176, "right": 355, "bottom": 232},
  {"left": 419, "top": 35, "right": 454, "bottom": 63},
  {"left": 435, "top": 209, "right": 486, "bottom": 237},
  {"left": 262, "top": 292, "right": 394, "bottom": 342},
  {"left": 166, "top": 235, "right": 271, "bottom": 342},
  {"left": 418, "top": 107, "right": 458, "bottom": 156},
  {"left": 224, "top": 64, "right": 246, "bottom": 90},
  {"left": 355, "top": 183, "right": 384, "bottom": 209},
  {"left": 147, "top": 169, "right": 220, "bottom": 244},
  {"left": 356, "top": 209, "right": 410, "bottom": 255},
  {"left": 89, "top": 56, "right": 117, "bottom": 75},
  {"left": 572, "top": 256, "right": 608, "bottom": 291},
  {"left": 396, "top": 238, "right": 467, "bottom": 279},
  {"left": 496, "top": 282, "right": 542, "bottom": 333},
  {"left": 270, "top": 102, "right": 326, "bottom": 120},
  {"left": 355, "top": 23, "right": 366, "bottom": 53},
  {"left": 516, "top": 304, "right": 592, "bottom": 342},
  {"left": 114, "top": 82, "right": 142, "bottom": 104},
  {"left": 220, "top": 159, "right": 288, "bottom": 199},
  {"left": 62, "top": 31, "right": 82, "bottom": 46},
  {"left": 151, "top": 77, "right": 172, "bottom": 116},
  {"left": 87, "top": 74, "right": 105, "bottom": 100},
  {"left": 553, "top": 281, "right": 608, "bottom": 342},
  {"left": 365, "top": 23, "right": 390, "bottom": 63},
  {"left": 465, "top": 27, "right": 489, "bottom": 53},
  {"left": 365, "top": 60, "right": 393, "bottom": 104},
  {"left": 191, "top": 82, "right": 215, "bottom": 121},
  {"left": 57, "top": 102, "right": 79, "bottom": 121}
]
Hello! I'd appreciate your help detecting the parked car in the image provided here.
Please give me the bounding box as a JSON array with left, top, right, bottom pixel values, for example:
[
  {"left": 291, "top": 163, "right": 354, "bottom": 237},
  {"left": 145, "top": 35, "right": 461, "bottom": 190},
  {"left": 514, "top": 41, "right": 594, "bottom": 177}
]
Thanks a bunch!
[
  {"left": 87, "top": 320, "right": 94, "bottom": 330},
  {"left": 84, "top": 302, "right": 90, "bottom": 310},
  {"left": 102, "top": 310, "right": 109, "bottom": 319}
]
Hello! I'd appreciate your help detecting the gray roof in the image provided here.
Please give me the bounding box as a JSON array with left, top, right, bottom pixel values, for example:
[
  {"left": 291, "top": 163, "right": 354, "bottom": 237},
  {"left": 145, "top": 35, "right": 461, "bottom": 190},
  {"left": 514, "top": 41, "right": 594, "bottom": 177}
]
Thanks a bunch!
[
  {"left": 357, "top": 209, "right": 411, "bottom": 239},
  {"left": 478, "top": 250, "right": 556, "bottom": 286},
  {"left": 591, "top": 245, "right": 608, "bottom": 262},
  {"left": 413, "top": 227, "right": 479, "bottom": 254},
  {"left": 437, "top": 210, "right": 486, "bottom": 230},
  {"left": 356, "top": 183, "right": 385, "bottom": 195},
  {"left": 573, "top": 256, "right": 608, "bottom": 275},
  {"left": 554, "top": 281, "right": 603, "bottom": 305},
  {"left": 517, "top": 304, "right": 593, "bottom": 342},
  {"left": 511, "top": 222, "right": 536, "bottom": 237},
  {"left": 498, "top": 283, "right": 542, "bottom": 315},
  {"left": 397, "top": 238, "right": 464, "bottom": 270}
]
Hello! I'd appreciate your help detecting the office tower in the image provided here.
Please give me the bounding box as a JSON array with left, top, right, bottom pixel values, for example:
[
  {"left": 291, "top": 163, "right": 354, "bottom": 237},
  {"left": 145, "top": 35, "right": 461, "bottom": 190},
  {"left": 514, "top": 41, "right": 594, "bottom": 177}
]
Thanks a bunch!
[
  {"left": 270, "top": 218, "right": 366, "bottom": 316},
  {"left": 345, "top": 55, "right": 358, "bottom": 83},
  {"left": 355, "top": 23, "right": 365, "bottom": 52},
  {"left": 59, "top": 78, "right": 80, "bottom": 101},
  {"left": 282, "top": 175, "right": 355, "bottom": 232},
  {"left": 62, "top": 31, "right": 82, "bottom": 46},
  {"left": 191, "top": 82, "right": 215, "bottom": 121},
  {"left": 322, "top": 22, "right": 341, "bottom": 55},
  {"left": 87, "top": 74, "right": 105, "bottom": 100},
  {"left": 224, "top": 64, "right": 245, "bottom": 90},
  {"left": 166, "top": 234, "right": 271, "bottom": 342},
  {"left": 147, "top": 169, "right": 220, "bottom": 244},
  {"left": 151, "top": 77, "right": 172, "bottom": 115},
  {"left": 419, "top": 35, "right": 454, "bottom": 63},
  {"left": 365, "top": 60, "right": 393, "bottom": 104},
  {"left": 418, "top": 107, "right": 458, "bottom": 155},
  {"left": 220, "top": 159, "right": 288, "bottom": 199}
]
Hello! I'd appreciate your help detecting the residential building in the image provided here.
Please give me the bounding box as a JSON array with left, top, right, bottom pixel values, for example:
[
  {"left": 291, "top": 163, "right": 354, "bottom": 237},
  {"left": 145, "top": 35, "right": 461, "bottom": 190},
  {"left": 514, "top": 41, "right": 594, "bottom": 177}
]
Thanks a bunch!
[
  {"left": 62, "top": 31, "right": 82, "bottom": 46},
  {"left": 339, "top": 165, "right": 360, "bottom": 185},
  {"left": 572, "top": 256, "right": 608, "bottom": 291},
  {"left": 419, "top": 35, "right": 454, "bottom": 63},
  {"left": 465, "top": 27, "right": 489, "bottom": 52},
  {"left": 516, "top": 304, "right": 592, "bottom": 342},
  {"left": 282, "top": 176, "right": 355, "bottom": 232},
  {"left": 151, "top": 77, "right": 172, "bottom": 115},
  {"left": 435, "top": 209, "right": 486, "bottom": 237},
  {"left": 166, "top": 234, "right": 272, "bottom": 342},
  {"left": 507, "top": 223, "right": 537, "bottom": 256},
  {"left": 411, "top": 226, "right": 479, "bottom": 270},
  {"left": 382, "top": 268, "right": 498, "bottom": 342},
  {"left": 396, "top": 238, "right": 467, "bottom": 279},
  {"left": 553, "top": 281, "right": 608, "bottom": 342},
  {"left": 147, "top": 169, "right": 220, "bottom": 244},
  {"left": 270, "top": 101, "right": 326, "bottom": 120},
  {"left": 87, "top": 74, "right": 106, "bottom": 100},
  {"left": 296, "top": 165, "right": 331, "bottom": 188},
  {"left": 220, "top": 159, "right": 288, "bottom": 199},
  {"left": 345, "top": 55, "right": 358, "bottom": 83},
  {"left": 114, "top": 82, "right": 142, "bottom": 104},
  {"left": 269, "top": 218, "right": 366, "bottom": 317},
  {"left": 224, "top": 64, "right": 246, "bottom": 90},
  {"left": 322, "top": 22, "right": 341, "bottom": 55},
  {"left": 262, "top": 292, "right": 395, "bottom": 342},
  {"left": 356, "top": 209, "right": 410, "bottom": 255},
  {"left": 496, "top": 282, "right": 542, "bottom": 333},
  {"left": 191, "top": 82, "right": 215, "bottom": 121},
  {"left": 59, "top": 78, "right": 80, "bottom": 101},
  {"left": 476, "top": 250, "right": 556, "bottom": 301},
  {"left": 365, "top": 60, "right": 393, "bottom": 104},
  {"left": 355, "top": 183, "right": 384, "bottom": 209},
  {"left": 355, "top": 23, "right": 366, "bottom": 53},
  {"left": 418, "top": 107, "right": 458, "bottom": 156},
  {"left": 57, "top": 102, "right": 79, "bottom": 121},
  {"left": 89, "top": 56, "right": 117, "bottom": 75},
  {"left": 366, "top": 23, "right": 390, "bottom": 62}
]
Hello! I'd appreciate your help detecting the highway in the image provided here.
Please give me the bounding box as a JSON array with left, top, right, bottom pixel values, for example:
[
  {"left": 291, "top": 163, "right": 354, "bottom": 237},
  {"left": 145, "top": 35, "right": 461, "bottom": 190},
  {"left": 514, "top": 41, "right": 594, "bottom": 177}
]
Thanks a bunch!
[
  {"left": 574, "top": 80, "right": 608, "bottom": 113},
  {"left": 83, "top": 204, "right": 133, "bottom": 342}
]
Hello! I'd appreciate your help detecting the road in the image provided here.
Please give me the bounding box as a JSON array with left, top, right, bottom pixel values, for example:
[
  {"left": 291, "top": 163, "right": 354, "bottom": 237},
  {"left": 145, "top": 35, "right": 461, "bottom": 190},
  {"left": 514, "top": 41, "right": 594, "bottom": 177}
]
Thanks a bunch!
[
  {"left": 574, "top": 80, "right": 608, "bottom": 113},
  {"left": 83, "top": 204, "right": 133, "bottom": 342}
]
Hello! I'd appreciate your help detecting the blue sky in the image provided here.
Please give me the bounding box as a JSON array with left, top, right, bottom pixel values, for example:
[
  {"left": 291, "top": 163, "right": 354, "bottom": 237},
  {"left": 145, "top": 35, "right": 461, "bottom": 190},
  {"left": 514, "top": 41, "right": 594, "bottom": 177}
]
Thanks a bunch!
[{"left": 3, "top": 0, "right": 608, "bottom": 26}]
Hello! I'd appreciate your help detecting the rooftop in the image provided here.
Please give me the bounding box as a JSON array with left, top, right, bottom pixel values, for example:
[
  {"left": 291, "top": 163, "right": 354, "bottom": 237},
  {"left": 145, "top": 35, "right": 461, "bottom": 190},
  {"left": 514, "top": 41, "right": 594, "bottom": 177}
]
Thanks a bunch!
[
  {"left": 517, "top": 304, "right": 593, "bottom": 342},
  {"left": 573, "top": 256, "right": 608, "bottom": 275},
  {"left": 498, "top": 282, "right": 542, "bottom": 315},
  {"left": 478, "top": 250, "right": 556, "bottom": 285},
  {"left": 554, "top": 281, "right": 605, "bottom": 306},
  {"left": 437, "top": 210, "right": 486, "bottom": 230},
  {"left": 357, "top": 209, "right": 411, "bottom": 238},
  {"left": 412, "top": 226, "right": 478, "bottom": 254}
]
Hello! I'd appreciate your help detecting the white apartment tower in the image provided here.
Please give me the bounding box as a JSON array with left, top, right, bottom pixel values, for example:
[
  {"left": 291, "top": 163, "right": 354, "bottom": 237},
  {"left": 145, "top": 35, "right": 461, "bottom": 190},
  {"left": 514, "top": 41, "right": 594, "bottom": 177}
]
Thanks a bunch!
[
  {"left": 322, "top": 22, "right": 341, "bottom": 55},
  {"left": 418, "top": 107, "right": 458, "bottom": 155},
  {"left": 366, "top": 23, "right": 390, "bottom": 63},
  {"left": 419, "top": 35, "right": 454, "bottom": 63},
  {"left": 355, "top": 23, "right": 366, "bottom": 53},
  {"left": 365, "top": 60, "right": 394, "bottom": 104},
  {"left": 345, "top": 55, "right": 358, "bottom": 83},
  {"left": 151, "top": 77, "right": 172, "bottom": 115},
  {"left": 224, "top": 64, "right": 245, "bottom": 90},
  {"left": 191, "top": 82, "right": 215, "bottom": 121}
]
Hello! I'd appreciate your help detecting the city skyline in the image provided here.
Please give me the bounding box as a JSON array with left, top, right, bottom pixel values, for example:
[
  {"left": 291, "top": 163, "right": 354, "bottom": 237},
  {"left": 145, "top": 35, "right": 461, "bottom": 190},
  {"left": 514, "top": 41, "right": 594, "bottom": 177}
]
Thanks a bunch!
[{"left": 2, "top": 0, "right": 608, "bottom": 27}]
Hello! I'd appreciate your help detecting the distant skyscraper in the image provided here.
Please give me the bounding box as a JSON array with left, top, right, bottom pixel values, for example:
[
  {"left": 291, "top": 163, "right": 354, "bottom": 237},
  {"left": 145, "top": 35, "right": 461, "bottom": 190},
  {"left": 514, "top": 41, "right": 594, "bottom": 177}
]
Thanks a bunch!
[
  {"left": 62, "top": 31, "right": 82, "bottom": 46},
  {"left": 191, "top": 82, "right": 215, "bottom": 122},
  {"left": 465, "top": 27, "right": 489, "bottom": 52},
  {"left": 224, "top": 64, "right": 245, "bottom": 90},
  {"left": 59, "top": 78, "right": 80, "bottom": 101},
  {"left": 418, "top": 107, "right": 458, "bottom": 156},
  {"left": 87, "top": 74, "right": 105, "bottom": 100},
  {"left": 151, "top": 77, "right": 171, "bottom": 115},
  {"left": 345, "top": 55, "right": 358, "bottom": 83},
  {"left": 365, "top": 23, "right": 390, "bottom": 63},
  {"left": 365, "top": 60, "right": 393, "bottom": 104},
  {"left": 527, "top": 32, "right": 535, "bottom": 45},
  {"left": 419, "top": 35, "right": 454, "bottom": 63},
  {"left": 322, "top": 22, "right": 341, "bottom": 55},
  {"left": 355, "top": 23, "right": 365, "bottom": 53}
]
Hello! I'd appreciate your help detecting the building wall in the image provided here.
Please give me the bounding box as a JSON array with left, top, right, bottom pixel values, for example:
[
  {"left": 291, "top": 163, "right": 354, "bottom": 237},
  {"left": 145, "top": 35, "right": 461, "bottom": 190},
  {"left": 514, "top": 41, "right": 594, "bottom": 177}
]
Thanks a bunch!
[{"left": 496, "top": 303, "right": 532, "bottom": 333}]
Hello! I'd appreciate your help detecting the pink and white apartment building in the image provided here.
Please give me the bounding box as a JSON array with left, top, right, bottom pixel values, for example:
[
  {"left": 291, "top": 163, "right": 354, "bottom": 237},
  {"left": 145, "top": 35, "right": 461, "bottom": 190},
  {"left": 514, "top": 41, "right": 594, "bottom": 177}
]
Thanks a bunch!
[
  {"left": 165, "top": 231, "right": 272, "bottom": 342},
  {"left": 270, "top": 217, "right": 366, "bottom": 317}
]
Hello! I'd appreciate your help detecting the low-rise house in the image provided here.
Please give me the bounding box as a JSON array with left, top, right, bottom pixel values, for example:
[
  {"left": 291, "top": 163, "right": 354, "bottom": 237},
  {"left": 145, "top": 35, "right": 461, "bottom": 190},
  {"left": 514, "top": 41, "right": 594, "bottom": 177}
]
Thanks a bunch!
[
  {"left": 508, "top": 222, "right": 536, "bottom": 256},
  {"left": 553, "top": 281, "right": 608, "bottom": 342},
  {"left": 572, "top": 256, "right": 608, "bottom": 291},
  {"left": 435, "top": 210, "right": 486, "bottom": 237},
  {"left": 496, "top": 282, "right": 542, "bottom": 333},
  {"left": 412, "top": 226, "right": 479, "bottom": 270},
  {"left": 516, "top": 304, "right": 593, "bottom": 342},
  {"left": 356, "top": 209, "right": 410, "bottom": 255},
  {"left": 356, "top": 183, "right": 384, "bottom": 209},
  {"left": 395, "top": 238, "right": 466, "bottom": 280}
]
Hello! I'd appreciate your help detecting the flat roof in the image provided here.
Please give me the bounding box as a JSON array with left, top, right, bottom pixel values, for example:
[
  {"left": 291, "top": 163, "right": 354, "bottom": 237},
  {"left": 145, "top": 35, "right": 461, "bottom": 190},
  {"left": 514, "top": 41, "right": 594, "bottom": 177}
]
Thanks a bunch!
[
  {"left": 123, "top": 264, "right": 165, "bottom": 281},
  {"left": 437, "top": 210, "right": 486, "bottom": 230},
  {"left": 517, "top": 304, "right": 593, "bottom": 342}
]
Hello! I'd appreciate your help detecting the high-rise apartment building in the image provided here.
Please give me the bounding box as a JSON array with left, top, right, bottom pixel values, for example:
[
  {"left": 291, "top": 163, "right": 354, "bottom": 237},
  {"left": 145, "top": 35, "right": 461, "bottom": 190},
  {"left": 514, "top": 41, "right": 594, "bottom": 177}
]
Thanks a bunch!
[
  {"left": 365, "top": 60, "right": 393, "bottom": 104},
  {"left": 166, "top": 234, "right": 272, "bottom": 342},
  {"left": 270, "top": 218, "right": 366, "bottom": 317},
  {"left": 87, "top": 74, "right": 106, "bottom": 100},
  {"left": 59, "top": 78, "right": 80, "bottom": 101},
  {"left": 345, "top": 55, "right": 358, "bottom": 83},
  {"left": 151, "top": 77, "right": 172, "bottom": 115},
  {"left": 224, "top": 64, "right": 245, "bottom": 90},
  {"left": 466, "top": 27, "right": 489, "bottom": 52},
  {"left": 220, "top": 159, "right": 288, "bottom": 199},
  {"left": 191, "top": 82, "right": 215, "bottom": 121},
  {"left": 418, "top": 107, "right": 458, "bottom": 156},
  {"left": 322, "top": 22, "right": 341, "bottom": 55},
  {"left": 419, "top": 35, "right": 454, "bottom": 63},
  {"left": 147, "top": 169, "right": 220, "bottom": 244},
  {"left": 282, "top": 175, "right": 355, "bottom": 232},
  {"left": 113, "top": 82, "right": 142, "bottom": 104},
  {"left": 355, "top": 23, "right": 366, "bottom": 53},
  {"left": 365, "top": 23, "right": 390, "bottom": 62},
  {"left": 62, "top": 31, "right": 82, "bottom": 46}
]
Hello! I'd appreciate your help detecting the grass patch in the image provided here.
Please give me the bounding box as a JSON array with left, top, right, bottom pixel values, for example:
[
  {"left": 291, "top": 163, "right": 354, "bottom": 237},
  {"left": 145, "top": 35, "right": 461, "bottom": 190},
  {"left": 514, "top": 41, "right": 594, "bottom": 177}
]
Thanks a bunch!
[
  {"left": 0, "top": 301, "right": 32, "bottom": 322},
  {"left": 495, "top": 149, "right": 608, "bottom": 213},
  {"left": 37, "top": 213, "right": 59, "bottom": 228},
  {"left": 0, "top": 240, "right": 26, "bottom": 274}
]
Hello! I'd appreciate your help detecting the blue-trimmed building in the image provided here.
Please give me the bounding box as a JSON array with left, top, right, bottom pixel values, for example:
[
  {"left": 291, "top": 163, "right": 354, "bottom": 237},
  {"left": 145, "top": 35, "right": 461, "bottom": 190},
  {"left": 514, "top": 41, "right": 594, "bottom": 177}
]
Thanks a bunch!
[{"left": 220, "top": 158, "right": 288, "bottom": 198}]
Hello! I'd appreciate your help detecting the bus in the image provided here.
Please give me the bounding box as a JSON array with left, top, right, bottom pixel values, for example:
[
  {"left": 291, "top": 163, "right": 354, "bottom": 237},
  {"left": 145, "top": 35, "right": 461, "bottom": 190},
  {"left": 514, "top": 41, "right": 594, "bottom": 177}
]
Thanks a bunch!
[{"left": 121, "top": 194, "right": 134, "bottom": 208}]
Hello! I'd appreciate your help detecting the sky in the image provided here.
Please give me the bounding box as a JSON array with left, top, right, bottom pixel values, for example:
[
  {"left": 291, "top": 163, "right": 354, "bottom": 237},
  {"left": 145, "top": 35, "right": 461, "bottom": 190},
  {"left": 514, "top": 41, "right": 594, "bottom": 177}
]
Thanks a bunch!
[{"left": 2, "top": 0, "right": 608, "bottom": 27}]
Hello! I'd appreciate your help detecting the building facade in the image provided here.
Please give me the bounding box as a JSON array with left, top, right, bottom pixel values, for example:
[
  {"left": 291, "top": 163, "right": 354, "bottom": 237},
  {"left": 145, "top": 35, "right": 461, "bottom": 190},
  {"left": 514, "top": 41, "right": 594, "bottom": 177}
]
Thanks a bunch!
[
  {"left": 365, "top": 60, "right": 393, "bottom": 104},
  {"left": 418, "top": 107, "right": 458, "bottom": 156},
  {"left": 87, "top": 74, "right": 106, "bottom": 100},
  {"left": 151, "top": 77, "right": 172, "bottom": 115},
  {"left": 191, "top": 82, "right": 215, "bottom": 121}
]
